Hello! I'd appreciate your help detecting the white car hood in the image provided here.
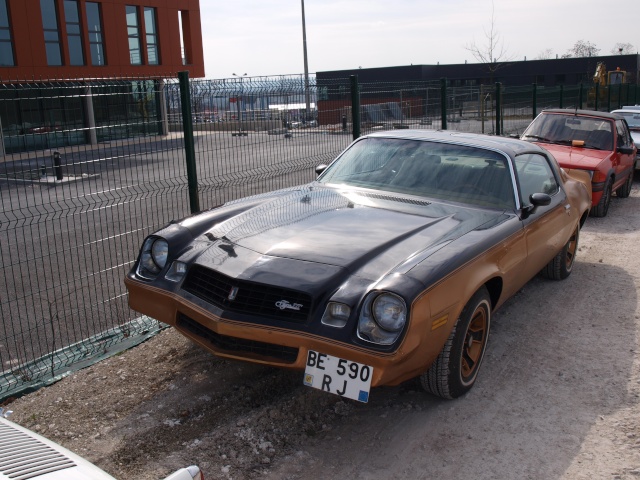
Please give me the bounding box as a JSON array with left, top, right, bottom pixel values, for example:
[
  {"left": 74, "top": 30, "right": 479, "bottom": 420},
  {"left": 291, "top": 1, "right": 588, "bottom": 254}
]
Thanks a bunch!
[{"left": 0, "top": 417, "right": 116, "bottom": 479}]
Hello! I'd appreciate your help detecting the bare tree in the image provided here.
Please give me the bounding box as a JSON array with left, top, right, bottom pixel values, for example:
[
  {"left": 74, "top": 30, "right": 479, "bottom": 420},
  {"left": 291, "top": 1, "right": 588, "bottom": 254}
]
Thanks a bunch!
[
  {"left": 611, "top": 43, "right": 635, "bottom": 55},
  {"left": 464, "top": 1, "right": 514, "bottom": 82},
  {"left": 535, "top": 48, "right": 554, "bottom": 60},
  {"left": 562, "top": 40, "right": 600, "bottom": 58}
]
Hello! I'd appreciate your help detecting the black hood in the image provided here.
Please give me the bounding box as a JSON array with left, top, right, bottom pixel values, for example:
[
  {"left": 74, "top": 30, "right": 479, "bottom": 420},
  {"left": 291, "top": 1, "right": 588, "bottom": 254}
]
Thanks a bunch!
[{"left": 197, "top": 186, "right": 504, "bottom": 281}]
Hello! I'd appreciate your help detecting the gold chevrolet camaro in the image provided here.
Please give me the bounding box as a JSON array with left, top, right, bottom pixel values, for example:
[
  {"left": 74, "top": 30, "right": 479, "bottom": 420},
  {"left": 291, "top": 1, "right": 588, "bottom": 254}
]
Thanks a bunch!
[{"left": 126, "top": 130, "right": 591, "bottom": 403}]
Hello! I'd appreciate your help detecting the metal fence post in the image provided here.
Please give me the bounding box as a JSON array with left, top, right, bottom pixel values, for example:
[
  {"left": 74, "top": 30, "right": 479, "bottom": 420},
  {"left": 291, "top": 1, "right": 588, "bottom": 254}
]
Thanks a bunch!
[
  {"left": 495, "top": 82, "right": 501, "bottom": 136},
  {"left": 532, "top": 83, "right": 537, "bottom": 120},
  {"left": 349, "top": 75, "right": 361, "bottom": 140},
  {"left": 607, "top": 85, "right": 612, "bottom": 112},
  {"left": 178, "top": 71, "right": 200, "bottom": 214},
  {"left": 579, "top": 83, "right": 584, "bottom": 109},
  {"left": 53, "top": 151, "right": 63, "bottom": 180},
  {"left": 559, "top": 84, "right": 564, "bottom": 109},
  {"left": 625, "top": 83, "right": 630, "bottom": 106},
  {"left": 618, "top": 84, "right": 623, "bottom": 109},
  {"left": 594, "top": 84, "right": 599, "bottom": 111},
  {"left": 440, "top": 78, "right": 447, "bottom": 130}
]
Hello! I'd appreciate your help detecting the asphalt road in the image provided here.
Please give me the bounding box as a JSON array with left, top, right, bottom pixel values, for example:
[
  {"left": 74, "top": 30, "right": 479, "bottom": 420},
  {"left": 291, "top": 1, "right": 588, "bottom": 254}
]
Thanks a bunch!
[{"left": 0, "top": 129, "right": 352, "bottom": 376}]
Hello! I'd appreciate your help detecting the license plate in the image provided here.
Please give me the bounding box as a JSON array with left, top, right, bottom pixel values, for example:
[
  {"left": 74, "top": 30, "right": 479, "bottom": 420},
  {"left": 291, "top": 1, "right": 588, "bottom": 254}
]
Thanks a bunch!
[{"left": 303, "top": 350, "right": 373, "bottom": 403}]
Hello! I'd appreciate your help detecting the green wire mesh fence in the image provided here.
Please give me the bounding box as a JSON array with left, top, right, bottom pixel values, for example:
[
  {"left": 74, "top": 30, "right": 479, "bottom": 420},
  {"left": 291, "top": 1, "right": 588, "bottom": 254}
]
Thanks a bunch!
[{"left": 0, "top": 72, "right": 637, "bottom": 400}]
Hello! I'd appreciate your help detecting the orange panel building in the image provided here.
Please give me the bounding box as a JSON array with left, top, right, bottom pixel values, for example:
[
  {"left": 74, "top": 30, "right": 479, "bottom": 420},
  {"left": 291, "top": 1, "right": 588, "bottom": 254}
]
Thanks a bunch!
[
  {"left": 0, "top": 0, "right": 204, "bottom": 154},
  {"left": 0, "top": 0, "right": 204, "bottom": 80}
]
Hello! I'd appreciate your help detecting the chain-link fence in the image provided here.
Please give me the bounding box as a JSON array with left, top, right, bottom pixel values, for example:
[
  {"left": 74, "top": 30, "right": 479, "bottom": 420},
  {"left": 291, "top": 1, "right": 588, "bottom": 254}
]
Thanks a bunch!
[{"left": 1, "top": 72, "right": 638, "bottom": 400}]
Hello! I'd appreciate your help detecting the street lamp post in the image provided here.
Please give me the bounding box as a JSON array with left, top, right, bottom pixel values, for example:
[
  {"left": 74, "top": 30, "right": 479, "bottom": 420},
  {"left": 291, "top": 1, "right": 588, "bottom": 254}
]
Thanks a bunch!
[
  {"left": 232, "top": 73, "right": 248, "bottom": 137},
  {"left": 301, "top": 0, "right": 311, "bottom": 121}
]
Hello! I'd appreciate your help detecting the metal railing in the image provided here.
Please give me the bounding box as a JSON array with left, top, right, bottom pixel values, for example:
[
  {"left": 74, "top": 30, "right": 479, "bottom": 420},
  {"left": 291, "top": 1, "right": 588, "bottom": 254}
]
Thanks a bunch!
[{"left": 1, "top": 72, "right": 638, "bottom": 400}]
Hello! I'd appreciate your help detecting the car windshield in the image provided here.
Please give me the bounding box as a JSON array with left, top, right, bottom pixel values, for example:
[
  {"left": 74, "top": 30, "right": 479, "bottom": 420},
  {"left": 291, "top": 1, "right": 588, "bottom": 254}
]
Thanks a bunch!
[
  {"left": 522, "top": 113, "right": 614, "bottom": 151},
  {"left": 318, "top": 138, "right": 515, "bottom": 209},
  {"left": 614, "top": 111, "right": 640, "bottom": 129}
]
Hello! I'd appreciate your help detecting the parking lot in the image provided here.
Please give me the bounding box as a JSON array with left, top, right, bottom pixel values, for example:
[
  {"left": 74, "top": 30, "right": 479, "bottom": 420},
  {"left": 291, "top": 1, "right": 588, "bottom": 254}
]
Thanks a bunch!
[{"left": 8, "top": 172, "right": 640, "bottom": 479}]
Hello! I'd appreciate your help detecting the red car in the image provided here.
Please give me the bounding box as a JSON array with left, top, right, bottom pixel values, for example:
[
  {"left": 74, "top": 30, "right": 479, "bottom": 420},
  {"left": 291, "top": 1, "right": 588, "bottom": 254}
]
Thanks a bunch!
[{"left": 522, "top": 109, "right": 637, "bottom": 217}]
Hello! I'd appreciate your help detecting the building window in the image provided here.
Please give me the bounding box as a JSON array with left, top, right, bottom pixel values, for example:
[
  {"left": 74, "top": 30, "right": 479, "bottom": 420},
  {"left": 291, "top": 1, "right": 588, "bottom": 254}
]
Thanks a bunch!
[
  {"left": 126, "top": 5, "right": 141, "bottom": 65},
  {"left": 64, "top": 0, "right": 84, "bottom": 65},
  {"left": 40, "top": 0, "right": 62, "bottom": 66},
  {"left": 86, "top": 2, "right": 105, "bottom": 65},
  {"left": 0, "top": 0, "right": 14, "bottom": 66},
  {"left": 144, "top": 7, "right": 159, "bottom": 65}
]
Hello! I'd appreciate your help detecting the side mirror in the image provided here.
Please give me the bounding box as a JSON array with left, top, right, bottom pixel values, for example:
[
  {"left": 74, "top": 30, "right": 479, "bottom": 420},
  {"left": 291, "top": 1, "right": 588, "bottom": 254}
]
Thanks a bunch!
[
  {"left": 530, "top": 192, "right": 551, "bottom": 207},
  {"left": 315, "top": 164, "right": 328, "bottom": 175},
  {"left": 522, "top": 192, "right": 551, "bottom": 217},
  {"left": 618, "top": 145, "right": 635, "bottom": 155}
]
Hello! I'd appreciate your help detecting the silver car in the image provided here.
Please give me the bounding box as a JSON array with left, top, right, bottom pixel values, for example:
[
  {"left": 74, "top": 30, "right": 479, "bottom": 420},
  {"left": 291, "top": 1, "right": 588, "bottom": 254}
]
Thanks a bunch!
[{"left": 612, "top": 107, "right": 640, "bottom": 166}]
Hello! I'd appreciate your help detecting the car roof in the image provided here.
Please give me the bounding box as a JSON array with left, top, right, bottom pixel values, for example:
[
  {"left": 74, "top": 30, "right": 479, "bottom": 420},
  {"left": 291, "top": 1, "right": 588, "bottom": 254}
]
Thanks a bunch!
[
  {"left": 541, "top": 108, "right": 620, "bottom": 121},
  {"left": 612, "top": 108, "right": 640, "bottom": 114},
  {"left": 364, "top": 129, "right": 545, "bottom": 158}
]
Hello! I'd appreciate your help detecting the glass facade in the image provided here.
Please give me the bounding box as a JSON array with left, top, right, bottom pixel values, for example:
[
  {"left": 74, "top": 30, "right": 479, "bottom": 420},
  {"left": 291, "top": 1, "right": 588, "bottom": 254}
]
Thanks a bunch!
[
  {"left": 126, "top": 5, "right": 141, "bottom": 65},
  {"left": 40, "top": 0, "right": 62, "bottom": 66},
  {"left": 0, "top": 0, "right": 13, "bottom": 66},
  {"left": 144, "top": 7, "right": 159, "bottom": 65},
  {"left": 0, "top": 83, "right": 85, "bottom": 153},
  {"left": 86, "top": 2, "right": 105, "bottom": 66},
  {"left": 64, "top": 0, "right": 84, "bottom": 66},
  {"left": 0, "top": 80, "right": 162, "bottom": 154}
]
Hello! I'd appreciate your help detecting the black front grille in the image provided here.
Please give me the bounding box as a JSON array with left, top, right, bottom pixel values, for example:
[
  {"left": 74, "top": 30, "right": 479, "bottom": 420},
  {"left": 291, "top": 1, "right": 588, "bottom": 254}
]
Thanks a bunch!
[
  {"left": 182, "top": 264, "right": 313, "bottom": 322},
  {"left": 177, "top": 313, "right": 299, "bottom": 363}
]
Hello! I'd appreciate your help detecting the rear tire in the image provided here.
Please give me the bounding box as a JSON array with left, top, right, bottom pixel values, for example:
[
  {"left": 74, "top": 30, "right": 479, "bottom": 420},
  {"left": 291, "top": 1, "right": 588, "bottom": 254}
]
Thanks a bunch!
[
  {"left": 590, "top": 177, "right": 612, "bottom": 217},
  {"left": 420, "top": 287, "right": 491, "bottom": 399},
  {"left": 616, "top": 168, "right": 634, "bottom": 198},
  {"left": 541, "top": 225, "right": 579, "bottom": 280}
]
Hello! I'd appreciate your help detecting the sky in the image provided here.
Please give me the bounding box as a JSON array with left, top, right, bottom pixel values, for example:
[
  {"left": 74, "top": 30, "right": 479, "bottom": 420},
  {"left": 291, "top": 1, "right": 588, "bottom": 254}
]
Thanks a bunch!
[{"left": 199, "top": 0, "right": 640, "bottom": 79}]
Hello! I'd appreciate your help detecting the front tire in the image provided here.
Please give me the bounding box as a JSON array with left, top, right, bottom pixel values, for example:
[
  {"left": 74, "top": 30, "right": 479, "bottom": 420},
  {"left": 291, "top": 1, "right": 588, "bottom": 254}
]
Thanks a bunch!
[
  {"left": 541, "top": 225, "right": 579, "bottom": 280},
  {"left": 590, "top": 177, "right": 612, "bottom": 217},
  {"left": 420, "top": 287, "right": 491, "bottom": 399}
]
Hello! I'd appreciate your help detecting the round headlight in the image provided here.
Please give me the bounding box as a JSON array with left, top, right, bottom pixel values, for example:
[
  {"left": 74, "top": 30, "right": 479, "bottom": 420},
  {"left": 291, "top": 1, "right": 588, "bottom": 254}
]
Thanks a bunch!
[
  {"left": 138, "top": 237, "right": 169, "bottom": 277},
  {"left": 372, "top": 293, "right": 406, "bottom": 332},
  {"left": 151, "top": 238, "right": 168, "bottom": 270}
]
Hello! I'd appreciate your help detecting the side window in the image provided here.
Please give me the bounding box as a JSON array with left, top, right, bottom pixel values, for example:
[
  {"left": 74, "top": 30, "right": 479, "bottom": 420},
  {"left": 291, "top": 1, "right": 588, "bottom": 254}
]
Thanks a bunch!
[
  {"left": 616, "top": 120, "right": 631, "bottom": 148},
  {"left": 514, "top": 154, "right": 559, "bottom": 206}
]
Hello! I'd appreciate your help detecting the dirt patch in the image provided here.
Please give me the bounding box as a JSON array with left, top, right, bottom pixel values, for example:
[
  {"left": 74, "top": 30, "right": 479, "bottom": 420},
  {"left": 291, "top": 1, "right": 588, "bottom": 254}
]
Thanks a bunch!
[{"left": 7, "top": 183, "right": 640, "bottom": 480}]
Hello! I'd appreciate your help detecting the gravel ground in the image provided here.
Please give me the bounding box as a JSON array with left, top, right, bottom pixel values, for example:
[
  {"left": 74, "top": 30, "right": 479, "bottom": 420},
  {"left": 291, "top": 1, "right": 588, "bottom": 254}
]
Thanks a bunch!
[{"left": 6, "top": 177, "right": 640, "bottom": 480}]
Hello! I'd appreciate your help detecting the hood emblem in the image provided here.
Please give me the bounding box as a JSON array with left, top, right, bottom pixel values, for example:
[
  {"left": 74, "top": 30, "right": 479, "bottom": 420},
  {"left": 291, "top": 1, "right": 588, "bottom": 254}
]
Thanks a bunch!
[
  {"left": 228, "top": 287, "right": 239, "bottom": 301},
  {"left": 276, "top": 300, "right": 303, "bottom": 311}
]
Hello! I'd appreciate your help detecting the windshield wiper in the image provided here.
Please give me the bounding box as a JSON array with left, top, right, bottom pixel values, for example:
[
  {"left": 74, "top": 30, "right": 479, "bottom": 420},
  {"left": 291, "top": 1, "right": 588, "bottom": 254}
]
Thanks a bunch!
[{"left": 523, "top": 134, "right": 551, "bottom": 143}]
